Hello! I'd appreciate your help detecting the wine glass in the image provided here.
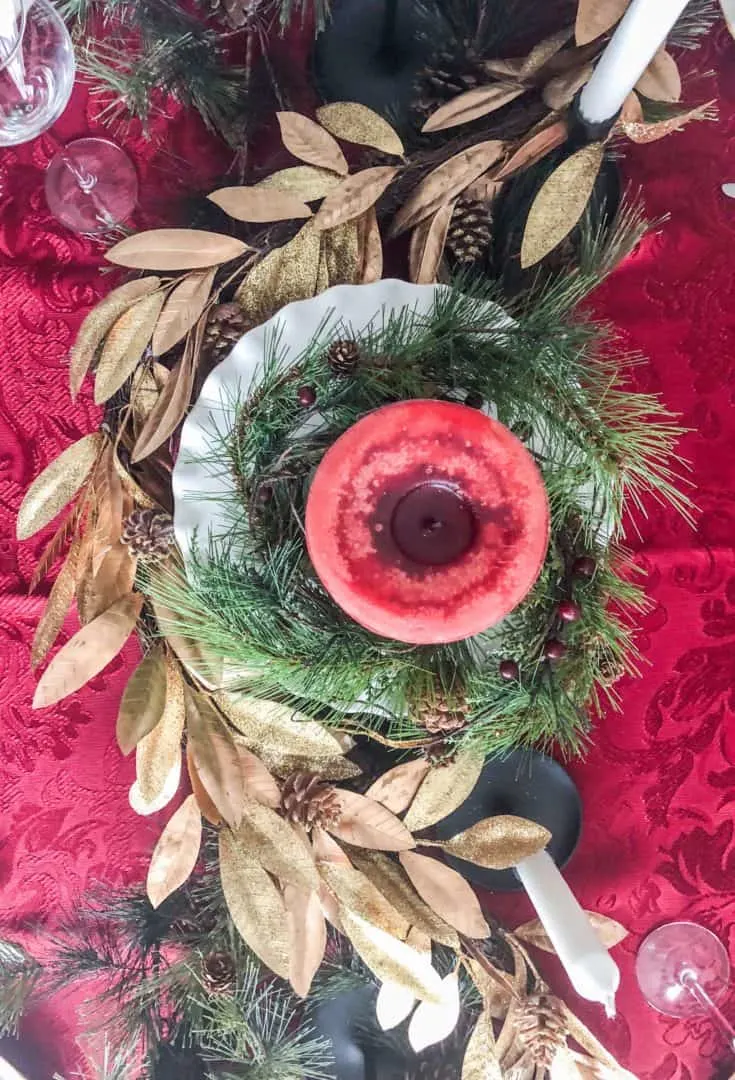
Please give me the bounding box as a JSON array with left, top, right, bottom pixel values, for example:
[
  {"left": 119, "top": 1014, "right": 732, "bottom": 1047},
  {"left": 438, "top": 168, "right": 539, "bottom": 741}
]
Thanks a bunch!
[
  {"left": 0, "top": 0, "right": 138, "bottom": 233},
  {"left": 636, "top": 921, "right": 735, "bottom": 1052}
]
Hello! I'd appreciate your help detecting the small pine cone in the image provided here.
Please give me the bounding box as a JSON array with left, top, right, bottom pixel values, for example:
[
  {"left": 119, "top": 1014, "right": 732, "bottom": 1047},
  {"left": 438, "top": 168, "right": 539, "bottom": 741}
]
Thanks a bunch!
[
  {"left": 203, "top": 302, "right": 249, "bottom": 362},
  {"left": 280, "top": 771, "right": 342, "bottom": 831},
  {"left": 201, "top": 952, "right": 237, "bottom": 994},
  {"left": 326, "top": 338, "right": 360, "bottom": 377},
  {"left": 417, "top": 689, "right": 468, "bottom": 735},
  {"left": 413, "top": 48, "right": 484, "bottom": 117},
  {"left": 209, "top": 0, "right": 254, "bottom": 29},
  {"left": 121, "top": 509, "right": 174, "bottom": 560},
  {"left": 422, "top": 739, "right": 458, "bottom": 766},
  {"left": 515, "top": 992, "right": 567, "bottom": 1068},
  {"left": 446, "top": 197, "right": 493, "bottom": 266}
]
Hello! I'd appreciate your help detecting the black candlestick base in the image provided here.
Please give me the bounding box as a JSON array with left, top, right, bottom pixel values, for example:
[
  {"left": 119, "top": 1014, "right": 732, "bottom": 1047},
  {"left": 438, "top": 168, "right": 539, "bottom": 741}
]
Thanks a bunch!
[
  {"left": 313, "top": 0, "right": 434, "bottom": 121},
  {"left": 433, "top": 748, "right": 582, "bottom": 892}
]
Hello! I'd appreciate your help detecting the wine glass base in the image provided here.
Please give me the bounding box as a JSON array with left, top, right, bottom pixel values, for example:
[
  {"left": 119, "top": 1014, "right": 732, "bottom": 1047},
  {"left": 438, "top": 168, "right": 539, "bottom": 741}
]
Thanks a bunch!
[
  {"left": 636, "top": 921, "right": 730, "bottom": 1018},
  {"left": 45, "top": 138, "right": 138, "bottom": 233}
]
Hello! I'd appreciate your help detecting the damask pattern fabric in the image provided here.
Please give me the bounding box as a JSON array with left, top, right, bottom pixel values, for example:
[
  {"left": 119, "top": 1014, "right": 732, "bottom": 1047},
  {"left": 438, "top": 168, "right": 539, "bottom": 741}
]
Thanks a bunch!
[{"left": 1, "top": 26, "right": 734, "bottom": 1080}]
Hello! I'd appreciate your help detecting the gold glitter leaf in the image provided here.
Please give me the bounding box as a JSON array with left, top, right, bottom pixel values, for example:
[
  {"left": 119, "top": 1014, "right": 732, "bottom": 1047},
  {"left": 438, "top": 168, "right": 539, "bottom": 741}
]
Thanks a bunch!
[
  {"left": 542, "top": 63, "right": 594, "bottom": 111},
  {"left": 520, "top": 27, "right": 573, "bottom": 78},
  {"left": 316, "top": 102, "right": 404, "bottom": 157},
  {"left": 441, "top": 815, "right": 550, "bottom": 870},
  {"left": 575, "top": 0, "right": 629, "bottom": 45},
  {"left": 313, "top": 167, "right": 398, "bottom": 233},
  {"left": 185, "top": 689, "right": 245, "bottom": 829},
  {"left": 408, "top": 202, "right": 455, "bottom": 284},
  {"left": 515, "top": 911, "right": 628, "bottom": 953},
  {"left": 146, "top": 794, "right": 202, "bottom": 908},
  {"left": 17, "top": 433, "right": 103, "bottom": 541},
  {"left": 152, "top": 269, "right": 216, "bottom": 357},
  {"left": 496, "top": 120, "right": 569, "bottom": 180},
  {"left": 319, "top": 861, "right": 408, "bottom": 939},
  {"left": 622, "top": 100, "right": 715, "bottom": 143},
  {"left": 277, "top": 111, "right": 349, "bottom": 175},
  {"left": 116, "top": 646, "right": 168, "bottom": 756},
  {"left": 461, "top": 1009, "right": 502, "bottom": 1080},
  {"left": 30, "top": 536, "right": 83, "bottom": 669},
  {"left": 520, "top": 142, "right": 604, "bottom": 269},
  {"left": 236, "top": 798, "right": 319, "bottom": 891},
  {"left": 341, "top": 911, "right": 444, "bottom": 1003},
  {"left": 329, "top": 790, "right": 415, "bottom": 851},
  {"left": 365, "top": 758, "right": 430, "bottom": 814},
  {"left": 635, "top": 48, "right": 681, "bottom": 103},
  {"left": 136, "top": 652, "right": 185, "bottom": 803},
  {"left": 236, "top": 221, "right": 321, "bottom": 326},
  {"left": 106, "top": 229, "right": 249, "bottom": 271},
  {"left": 94, "top": 290, "right": 166, "bottom": 404},
  {"left": 257, "top": 166, "right": 343, "bottom": 201},
  {"left": 399, "top": 850, "right": 489, "bottom": 938},
  {"left": 389, "top": 141, "right": 504, "bottom": 238},
  {"left": 422, "top": 84, "right": 525, "bottom": 133},
  {"left": 187, "top": 745, "right": 222, "bottom": 826},
  {"left": 358, "top": 207, "right": 383, "bottom": 283},
  {"left": 324, "top": 220, "right": 361, "bottom": 285},
  {"left": 408, "top": 973, "right": 460, "bottom": 1052},
  {"left": 130, "top": 756, "right": 181, "bottom": 817},
  {"left": 33, "top": 592, "right": 142, "bottom": 709},
  {"left": 219, "top": 829, "right": 290, "bottom": 979},
  {"left": 403, "top": 751, "right": 483, "bottom": 832},
  {"left": 208, "top": 186, "right": 312, "bottom": 223},
  {"left": 70, "top": 277, "right": 161, "bottom": 399},
  {"left": 284, "top": 885, "right": 326, "bottom": 997}
]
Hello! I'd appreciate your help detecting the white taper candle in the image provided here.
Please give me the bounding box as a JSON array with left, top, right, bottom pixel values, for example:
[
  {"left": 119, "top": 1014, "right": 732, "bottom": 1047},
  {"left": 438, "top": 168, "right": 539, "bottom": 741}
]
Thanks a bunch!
[
  {"left": 578, "top": 0, "right": 691, "bottom": 125},
  {"left": 515, "top": 850, "right": 620, "bottom": 1016}
]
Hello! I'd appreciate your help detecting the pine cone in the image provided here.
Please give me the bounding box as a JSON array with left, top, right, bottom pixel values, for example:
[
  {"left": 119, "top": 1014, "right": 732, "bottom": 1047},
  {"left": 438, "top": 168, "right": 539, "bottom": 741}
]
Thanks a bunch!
[
  {"left": 413, "top": 48, "right": 485, "bottom": 118},
  {"left": 203, "top": 302, "right": 249, "bottom": 362},
  {"left": 209, "top": 0, "right": 254, "bottom": 29},
  {"left": 446, "top": 198, "right": 493, "bottom": 266},
  {"left": 417, "top": 689, "right": 468, "bottom": 735},
  {"left": 121, "top": 509, "right": 174, "bottom": 560},
  {"left": 280, "top": 771, "right": 342, "bottom": 830},
  {"left": 514, "top": 992, "right": 567, "bottom": 1068},
  {"left": 201, "top": 951, "right": 236, "bottom": 994},
  {"left": 421, "top": 739, "right": 458, "bottom": 766},
  {"left": 326, "top": 338, "right": 360, "bottom": 377}
]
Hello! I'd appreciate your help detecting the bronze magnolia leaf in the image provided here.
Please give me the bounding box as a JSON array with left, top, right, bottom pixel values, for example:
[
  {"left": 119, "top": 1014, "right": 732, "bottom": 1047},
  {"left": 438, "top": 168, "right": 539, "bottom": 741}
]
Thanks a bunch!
[
  {"left": 515, "top": 911, "right": 628, "bottom": 953},
  {"left": 77, "top": 541, "right": 137, "bottom": 625},
  {"left": 208, "top": 186, "right": 312, "bottom": 223},
  {"left": 329, "top": 789, "right": 415, "bottom": 851},
  {"left": 152, "top": 269, "right": 216, "bottom": 357},
  {"left": 136, "top": 652, "right": 186, "bottom": 803},
  {"left": 407, "top": 973, "right": 460, "bottom": 1052},
  {"left": 33, "top": 592, "right": 143, "bottom": 709},
  {"left": 70, "top": 277, "right": 161, "bottom": 400},
  {"left": 398, "top": 850, "right": 489, "bottom": 938},
  {"left": 219, "top": 828, "right": 290, "bottom": 979},
  {"left": 236, "top": 798, "right": 320, "bottom": 891},
  {"left": 131, "top": 338, "right": 197, "bottom": 463},
  {"left": 312, "top": 825, "right": 353, "bottom": 866},
  {"left": 185, "top": 689, "right": 245, "bottom": 829},
  {"left": 403, "top": 751, "right": 484, "bottom": 832},
  {"left": 389, "top": 141, "right": 504, "bottom": 238},
  {"left": 146, "top": 794, "right": 202, "bottom": 909},
  {"left": 116, "top": 646, "right": 168, "bottom": 755},
  {"left": 17, "top": 433, "right": 103, "bottom": 541},
  {"left": 89, "top": 445, "right": 124, "bottom": 574},
  {"left": 283, "top": 884, "right": 327, "bottom": 997},
  {"left": 187, "top": 744, "right": 223, "bottom": 826},
  {"left": 313, "top": 167, "right": 399, "bottom": 233},
  {"left": 461, "top": 1009, "right": 502, "bottom": 1080},
  {"left": 341, "top": 911, "right": 444, "bottom": 1003},
  {"left": 496, "top": 119, "right": 569, "bottom": 180},
  {"left": 31, "top": 535, "right": 83, "bottom": 669},
  {"left": 238, "top": 746, "right": 281, "bottom": 808},
  {"left": 622, "top": 100, "right": 715, "bottom": 144},
  {"left": 318, "top": 861, "right": 408, "bottom": 940},
  {"left": 575, "top": 0, "right": 630, "bottom": 45},
  {"left": 422, "top": 83, "right": 525, "bottom": 133},
  {"left": 520, "top": 142, "right": 604, "bottom": 269},
  {"left": 365, "top": 758, "right": 431, "bottom": 815},
  {"left": 635, "top": 48, "right": 681, "bottom": 103},
  {"left": 316, "top": 102, "right": 404, "bottom": 156},
  {"left": 277, "top": 111, "right": 349, "bottom": 176},
  {"left": 408, "top": 202, "right": 455, "bottom": 285},
  {"left": 236, "top": 221, "right": 321, "bottom": 326},
  {"left": 256, "top": 166, "right": 343, "bottom": 201},
  {"left": 358, "top": 206, "right": 383, "bottom": 283},
  {"left": 106, "top": 229, "right": 249, "bottom": 271},
  {"left": 440, "top": 815, "right": 550, "bottom": 870},
  {"left": 94, "top": 290, "right": 166, "bottom": 404},
  {"left": 542, "top": 63, "right": 594, "bottom": 111}
]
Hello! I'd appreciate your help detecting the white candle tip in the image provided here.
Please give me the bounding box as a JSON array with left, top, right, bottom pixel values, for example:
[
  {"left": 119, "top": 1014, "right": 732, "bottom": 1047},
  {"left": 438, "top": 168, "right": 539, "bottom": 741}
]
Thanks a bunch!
[{"left": 722, "top": 183, "right": 735, "bottom": 199}]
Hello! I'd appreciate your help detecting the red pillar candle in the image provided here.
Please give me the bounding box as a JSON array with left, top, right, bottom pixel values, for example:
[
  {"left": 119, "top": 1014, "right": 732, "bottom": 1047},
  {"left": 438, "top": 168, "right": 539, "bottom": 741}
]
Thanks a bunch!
[{"left": 305, "top": 399, "right": 550, "bottom": 645}]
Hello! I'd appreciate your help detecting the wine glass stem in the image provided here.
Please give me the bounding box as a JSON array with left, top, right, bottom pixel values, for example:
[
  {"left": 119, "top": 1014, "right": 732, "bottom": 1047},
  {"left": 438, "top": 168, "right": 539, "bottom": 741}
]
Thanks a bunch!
[{"left": 681, "top": 971, "right": 735, "bottom": 1052}]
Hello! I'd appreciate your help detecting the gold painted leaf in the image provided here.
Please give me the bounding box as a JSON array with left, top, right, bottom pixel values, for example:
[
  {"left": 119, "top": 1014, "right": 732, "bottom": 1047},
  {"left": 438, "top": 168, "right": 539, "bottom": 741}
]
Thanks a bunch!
[
  {"left": 185, "top": 689, "right": 245, "bottom": 828},
  {"left": 116, "top": 646, "right": 168, "bottom": 755},
  {"left": 17, "top": 433, "right": 103, "bottom": 541},
  {"left": 77, "top": 541, "right": 137, "bottom": 625},
  {"left": 376, "top": 979, "right": 416, "bottom": 1030},
  {"left": 152, "top": 269, "right": 216, "bottom": 357},
  {"left": 408, "top": 972, "right": 460, "bottom": 1052},
  {"left": 284, "top": 885, "right": 326, "bottom": 997},
  {"left": 575, "top": 0, "right": 630, "bottom": 45},
  {"left": 399, "top": 851, "right": 489, "bottom": 938},
  {"left": 324, "top": 220, "right": 361, "bottom": 285},
  {"left": 542, "top": 63, "right": 594, "bottom": 111},
  {"left": 463, "top": 174, "right": 502, "bottom": 201},
  {"left": 236, "top": 798, "right": 319, "bottom": 890},
  {"left": 560, "top": 1003, "right": 624, "bottom": 1074},
  {"left": 635, "top": 48, "right": 681, "bottom": 103},
  {"left": 106, "top": 229, "right": 248, "bottom": 271},
  {"left": 515, "top": 911, "right": 628, "bottom": 953},
  {"left": 461, "top": 1009, "right": 502, "bottom": 1080},
  {"left": 130, "top": 756, "right": 181, "bottom": 817},
  {"left": 319, "top": 861, "right": 408, "bottom": 939},
  {"left": 481, "top": 58, "right": 525, "bottom": 79},
  {"left": 257, "top": 166, "right": 343, "bottom": 201},
  {"left": 131, "top": 341, "right": 196, "bottom": 463},
  {"left": 219, "top": 828, "right": 290, "bottom": 978},
  {"left": 389, "top": 141, "right": 504, "bottom": 238},
  {"left": 146, "top": 794, "right": 202, "bottom": 908},
  {"left": 365, "top": 758, "right": 430, "bottom": 814},
  {"left": 496, "top": 119, "right": 569, "bottom": 180},
  {"left": 208, "top": 186, "right": 312, "bottom": 223},
  {"left": 520, "top": 142, "right": 604, "bottom": 269},
  {"left": 520, "top": 27, "right": 573, "bottom": 78},
  {"left": 94, "top": 290, "right": 166, "bottom": 404},
  {"left": 622, "top": 100, "right": 715, "bottom": 144},
  {"left": 33, "top": 593, "right": 142, "bottom": 709},
  {"left": 236, "top": 221, "right": 321, "bottom": 326},
  {"left": 277, "top": 111, "right": 349, "bottom": 175},
  {"left": 70, "top": 277, "right": 161, "bottom": 399},
  {"left": 89, "top": 445, "right": 124, "bottom": 573},
  {"left": 329, "top": 790, "right": 415, "bottom": 851},
  {"left": 358, "top": 207, "right": 383, "bottom": 283},
  {"left": 422, "top": 84, "right": 525, "bottom": 133},
  {"left": 408, "top": 202, "right": 455, "bottom": 285},
  {"left": 136, "top": 652, "right": 186, "bottom": 803},
  {"left": 403, "top": 752, "right": 484, "bottom": 832},
  {"left": 441, "top": 815, "right": 550, "bottom": 870},
  {"left": 341, "top": 911, "right": 444, "bottom": 1003},
  {"left": 313, "top": 167, "right": 398, "bottom": 233},
  {"left": 464, "top": 956, "right": 516, "bottom": 1011},
  {"left": 187, "top": 744, "right": 222, "bottom": 826},
  {"left": 31, "top": 536, "right": 83, "bottom": 669},
  {"left": 316, "top": 102, "right": 404, "bottom": 157},
  {"left": 238, "top": 746, "right": 281, "bottom": 807}
]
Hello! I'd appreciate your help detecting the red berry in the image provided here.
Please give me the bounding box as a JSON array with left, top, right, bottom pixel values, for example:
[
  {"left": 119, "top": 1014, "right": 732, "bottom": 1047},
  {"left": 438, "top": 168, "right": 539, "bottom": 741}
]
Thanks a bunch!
[
  {"left": 544, "top": 638, "right": 566, "bottom": 661},
  {"left": 573, "top": 555, "right": 596, "bottom": 578},
  {"left": 499, "top": 659, "right": 520, "bottom": 681},
  {"left": 558, "top": 599, "right": 581, "bottom": 622},
  {"left": 297, "top": 385, "right": 317, "bottom": 407}
]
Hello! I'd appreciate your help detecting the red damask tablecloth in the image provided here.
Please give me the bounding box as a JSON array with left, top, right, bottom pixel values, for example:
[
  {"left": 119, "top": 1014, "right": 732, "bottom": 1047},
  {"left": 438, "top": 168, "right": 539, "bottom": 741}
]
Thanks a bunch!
[{"left": 2, "top": 22, "right": 735, "bottom": 1080}]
